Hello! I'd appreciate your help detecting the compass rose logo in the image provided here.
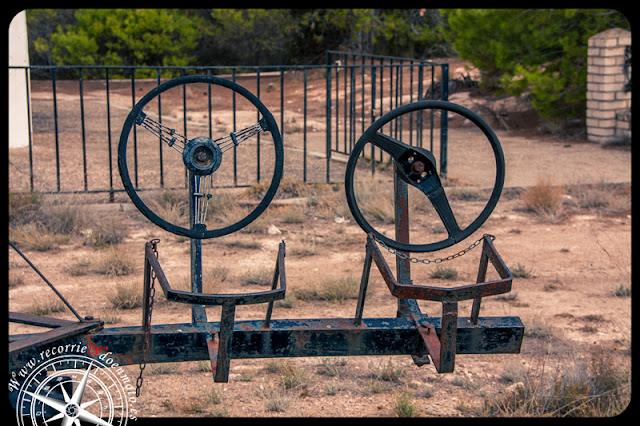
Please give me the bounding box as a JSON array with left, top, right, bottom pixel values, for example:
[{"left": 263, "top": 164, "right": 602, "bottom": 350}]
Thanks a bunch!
[{"left": 11, "top": 352, "right": 137, "bottom": 426}]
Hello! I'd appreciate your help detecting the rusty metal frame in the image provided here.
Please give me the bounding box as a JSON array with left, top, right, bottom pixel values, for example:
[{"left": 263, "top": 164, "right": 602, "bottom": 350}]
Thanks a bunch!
[
  {"left": 9, "top": 235, "right": 523, "bottom": 378},
  {"left": 356, "top": 233, "right": 514, "bottom": 373},
  {"left": 143, "top": 239, "right": 287, "bottom": 382}
]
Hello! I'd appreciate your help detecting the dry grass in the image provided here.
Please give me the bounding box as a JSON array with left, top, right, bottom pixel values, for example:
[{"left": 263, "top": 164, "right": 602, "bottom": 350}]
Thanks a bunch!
[
  {"left": 292, "top": 274, "right": 360, "bottom": 304},
  {"left": 91, "top": 246, "right": 136, "bottom": 276},
  {"left": 520, "top": 177, "right": 565, "bottom": 216},
  {"left": 107, "top": 281, "right": 142, "bottom": 309},
  {"left": 485, "top": 349, "right": 630, "bottom": 416}
]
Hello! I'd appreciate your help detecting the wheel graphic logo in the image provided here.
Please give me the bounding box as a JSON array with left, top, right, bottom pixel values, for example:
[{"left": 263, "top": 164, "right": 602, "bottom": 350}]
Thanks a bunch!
[{"left": 13, "top": 354, "right": 135, "bottom": 426}]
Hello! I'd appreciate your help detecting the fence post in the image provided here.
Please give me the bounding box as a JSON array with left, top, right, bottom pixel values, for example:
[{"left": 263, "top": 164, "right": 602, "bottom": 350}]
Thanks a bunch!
[
  {"left": 326, "top": 52, "right": 332, "bottom": 183},
  {"left": 439, "top": 63, "right": 449, "bottom": 178}
]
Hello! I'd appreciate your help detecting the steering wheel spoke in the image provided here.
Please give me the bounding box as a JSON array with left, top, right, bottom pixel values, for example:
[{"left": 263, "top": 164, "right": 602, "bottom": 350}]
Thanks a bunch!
[
  {"left": 136, "top": 111, "right": 187, "bottom": 153},
  {"left": 426, "top": 185, "right": 462, "bottom": 241},
  {"left": 217, "top": 118, "right": 269, "bottom": 153}
]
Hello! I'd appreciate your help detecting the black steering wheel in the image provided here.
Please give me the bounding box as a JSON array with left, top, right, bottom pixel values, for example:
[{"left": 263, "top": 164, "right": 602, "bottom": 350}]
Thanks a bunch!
[
  {"left": 345, "top": 100, "right": 505, "bottom": 253},
  {"left": 118, "top": 75, "right": 283, "bottom": 239}
]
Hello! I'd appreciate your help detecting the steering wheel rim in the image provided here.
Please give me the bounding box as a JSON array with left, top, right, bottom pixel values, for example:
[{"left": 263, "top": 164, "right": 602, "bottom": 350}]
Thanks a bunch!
[
  {"left": 118, "top": 75, "right": 283, "bottom": 239},
  {"left": 345, "top": 100, "right": 505, "bottom": 253}
]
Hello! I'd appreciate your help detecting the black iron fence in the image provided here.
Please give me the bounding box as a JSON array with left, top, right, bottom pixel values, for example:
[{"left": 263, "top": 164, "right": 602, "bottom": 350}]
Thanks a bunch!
[{"left": 8, "top": 52, "right": 448, "bottom": 198}]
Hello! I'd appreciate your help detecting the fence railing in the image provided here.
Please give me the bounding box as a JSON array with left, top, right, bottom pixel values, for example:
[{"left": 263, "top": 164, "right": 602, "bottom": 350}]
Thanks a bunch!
[
  {"left": 325, "top": 51, "right": 449, "bottom": 182},
  {"left": 8, "top": 53, "right": 448, "bottom": 198}
]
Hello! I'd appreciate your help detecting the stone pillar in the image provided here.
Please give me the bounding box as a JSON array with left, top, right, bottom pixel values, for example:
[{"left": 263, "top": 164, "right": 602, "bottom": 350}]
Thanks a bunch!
[
  {"left": 9, "top": 11, "right": 31, "bottom": 149},
  {"left": 586, "top": 28, "right": 631, "bottom": 144}
]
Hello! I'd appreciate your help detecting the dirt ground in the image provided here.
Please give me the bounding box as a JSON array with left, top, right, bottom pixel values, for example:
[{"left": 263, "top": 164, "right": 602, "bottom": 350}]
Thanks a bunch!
[{"left": 8, "top": 60, "right": 631, "bottom": 418}]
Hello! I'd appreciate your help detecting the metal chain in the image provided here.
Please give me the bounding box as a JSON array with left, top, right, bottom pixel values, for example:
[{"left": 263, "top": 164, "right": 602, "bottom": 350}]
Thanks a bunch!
[
  {"left": 375, "top": 234, "right": 495, "bottom": 265},
  {"left": 136, "top": 239, "right": 160, "bottom": 397}
]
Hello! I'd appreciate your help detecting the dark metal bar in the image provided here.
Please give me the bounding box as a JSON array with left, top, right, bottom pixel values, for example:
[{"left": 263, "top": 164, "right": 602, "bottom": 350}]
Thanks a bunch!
[
  {"left": 9, "top": 316, "right": 523, "bottom": 371},
  {"left": 156, "top": 69, "right": 165, "bottom": 188},
  {"left": 51, "top": 69, "right": 61, "bottom": 192},
  {"left": 79, "top": 69, "right": 88, "bottom": 191},
  {"left": 25, "top": 67, "right": 34, "bottom": 192},
  {"left": 354, "top": 252, "right": 373, "bottom": 326},
  {"left": 440, "top": 63, "right": 449, "bottom": 178},
  {"left": 142, "top": 242, "right": 152, "bottom": 330},
  {"left": 131, "top": 69, "right": 139, "bottom": 189},
  {"left": 303, "top": 68, "right": 308, "bottom": 183},
  {"left": 256, "top": 68, "right": 261, "bottom": 183},
  {"left": 9, "top": 321, "right": 103, "bottom": 356},
  {"left": 325, "top": 52, "right": 332, "bottom": 184},
  {"left": 280, "top": 68, "right": 285, "bottom": 144},
  {"left": 438, "top": 301, "right": 458, "bottom": 373},
  {"left": 9, "top": 312, "right": 75, "bottom": 329},
  {"left": 232, "top": 69, "right": 238, "bottom": 187},
  {"left": 263, "top": 241, "right": 286, "bottom": 329},
  {"left": 105, "top": 68, "right": 115, "bottom": 201},
  {"left": 471, "top": 240, "right": 491, "bottom": 325},
  {"left": 9, "top": 241, "right": 84, "bottom": 322},
  {"left": 214, "top": 301, "right": 236, "bottom": 382}
]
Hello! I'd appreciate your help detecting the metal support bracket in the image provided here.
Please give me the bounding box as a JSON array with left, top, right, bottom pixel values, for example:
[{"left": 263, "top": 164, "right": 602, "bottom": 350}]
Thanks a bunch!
[
  {"left": 142, "top": 239, "right": 286, "bottom": 382},
  {"left": 358, "top": 233, "right": 514, "bottom": 373}
]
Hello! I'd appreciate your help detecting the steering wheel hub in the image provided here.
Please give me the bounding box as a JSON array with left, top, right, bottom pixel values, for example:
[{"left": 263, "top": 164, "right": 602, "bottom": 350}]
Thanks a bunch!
[{"left": 183, "top": 137, "right": 222, "bottom": 176}]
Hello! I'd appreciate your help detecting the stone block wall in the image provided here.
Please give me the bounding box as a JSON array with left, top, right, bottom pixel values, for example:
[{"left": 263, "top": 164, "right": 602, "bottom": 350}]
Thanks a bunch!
[{"left": 587, "top": 28, "right": 631, "bottom": 144}]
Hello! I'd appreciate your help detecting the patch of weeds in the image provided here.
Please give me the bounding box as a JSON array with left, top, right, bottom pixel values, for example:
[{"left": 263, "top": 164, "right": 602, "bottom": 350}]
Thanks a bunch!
[
  {"left": 108, "top": 281, "right": 142, "bottom": 310},
  {"left": 9, "top": 223, "right": 70, "bottom": 251},
  {"left": 279, "top": 205, "right": 307, "bottom": 224},
  {"left": 511, "top": 263, "right": 533, "bottom": 278},
  {"left": 148, "top": 363, "right": 179, "bottom": 375},
  {"left": 9, "top": 274, "right": 24, "bottom": 288},
  {"left": 206, "top": 387, "right": 222, "bottom": 405},
  {"left": 92, "top": 246, "right": 135, "bottom": 276},
  {"left": 81, "top": 215, "right": 127, "bottom": 247},
  {"left": 145, "top": 190, "right": 188, "bottom": 225},
  {"left": 28, "top": 298, "right": 66, "bottom": 316},
  {"left": 293, "top": 275, "right": 359, "bottom": 304},
  {"left": 275, "top": 295, "right": 295, "bottom": 309},
  {"left": 484, "top": 350, "right": 630, "bottom": 416},
  {"left": 318, "top": 357, "right": 348, "bottom": 377},
  {"left": 197, "top": 360, "right": 212, "bottom": 372},
  {"left": 324, "top": 382, "right": 345, "bottom": 396},
  {"left": 202, "top": 265, "right": 229, "bottom": 291},
  {"left": 417, "top": 386, "right": 434, "bottom": 398},
  {"left": 258, "top": 385, "right": 292, "bottom": 413},
  {"left": 613, "top": 285, "right": 631, "bottom": 298},
  {"left": 221, "top": 237, "right": 262, "bottom": 250},
  {"left": 496, "top": 292, "right": 518, "bottom": 303},
  {"left": 394, "top": 391, "right": 420, "bottom": 417},
  {"left": 241, "top": 268, "right": 273, "bottom": 286},
  {"left": 281, "top": 363, "right": 309, "bottom": 390},
  {"left": 448, "top": 187, "right": 485, "bottom": 201},
  {"left": 100, "top": 312, "right": 122, "bottom": 324},
  {"left": 367, "top": 358, "right": 404, "bottom": 382},
  {"left": 524, "top": 317, "right": 554, "bottom": 340},
  {"left": 238, "top": 370, "right": 256, "bottom": 382},
  {"left": 429, "top": 266, "right": 458, "bottom": 280},
  {"left": 162, "top": 396, "right": 208, "bottom": 415},
  {"left": 65, "top": 258, "right": 92, "bottom": 276},
  {"left": 500, "top": 361, "right": 528, "bottom": 384},
  {"left": 359, "top": 380, "right": 388, "bottom": 396},
  {"left": 451, "top": 376, "right": 481, "bottom": 392},
  {"left": 520, "top": 177, "right": 565, "bottom": 217}
]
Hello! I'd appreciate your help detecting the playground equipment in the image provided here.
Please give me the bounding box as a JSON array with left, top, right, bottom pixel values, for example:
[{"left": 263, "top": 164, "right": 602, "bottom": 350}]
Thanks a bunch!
[{"left": 9, "top": 76, "right": 523, "bottom": 415}]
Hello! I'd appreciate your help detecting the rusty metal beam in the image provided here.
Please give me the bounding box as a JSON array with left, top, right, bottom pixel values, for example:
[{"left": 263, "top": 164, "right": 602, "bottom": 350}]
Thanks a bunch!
[{"left": 9, "top": 316, "right": 524, "bottom": 371}]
